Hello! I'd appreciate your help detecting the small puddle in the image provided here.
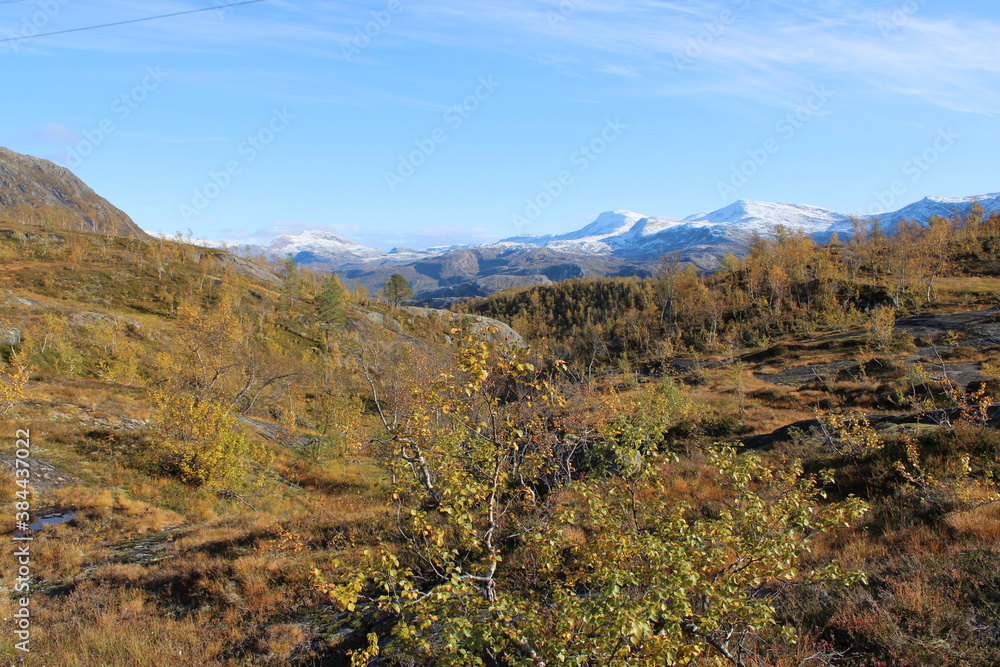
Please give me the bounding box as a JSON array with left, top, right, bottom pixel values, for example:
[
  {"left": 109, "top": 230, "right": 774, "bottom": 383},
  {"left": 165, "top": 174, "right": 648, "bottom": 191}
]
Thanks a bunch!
[{"left": 29, "top": 513, "right": 77, "bottom": 531}]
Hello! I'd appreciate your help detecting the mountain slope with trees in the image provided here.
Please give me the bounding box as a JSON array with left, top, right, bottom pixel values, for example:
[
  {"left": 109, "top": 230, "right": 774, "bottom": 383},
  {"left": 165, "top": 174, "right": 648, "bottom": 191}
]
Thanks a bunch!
[
  {"left": 0, "top": 146, "right": 147, "bottom": 238},
  {"left": 463, "top": 203, "right": 1000, "bottom": 375},
  {"left": 1, "top": 189, "right": 1000, "bottom": 664}
]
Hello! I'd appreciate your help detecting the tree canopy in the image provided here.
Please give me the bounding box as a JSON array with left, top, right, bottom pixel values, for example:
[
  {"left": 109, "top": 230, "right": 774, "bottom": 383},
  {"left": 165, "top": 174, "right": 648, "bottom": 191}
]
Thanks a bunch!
[{"left": 383, "top": 273, "right": 413, "bottom": 306}]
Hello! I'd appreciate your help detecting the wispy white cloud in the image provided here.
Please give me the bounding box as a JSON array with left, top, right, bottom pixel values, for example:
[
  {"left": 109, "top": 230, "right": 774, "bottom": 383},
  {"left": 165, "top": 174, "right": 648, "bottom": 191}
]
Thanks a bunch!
[
  {"left": 597, "top": 64, "right": 640, "bottom": 77},
  {"left": 384, "top": 0, "right": 1000, "bottom": 113},
  {"left": 15, "top": 1, "right": 1000, "bottom": 114}
]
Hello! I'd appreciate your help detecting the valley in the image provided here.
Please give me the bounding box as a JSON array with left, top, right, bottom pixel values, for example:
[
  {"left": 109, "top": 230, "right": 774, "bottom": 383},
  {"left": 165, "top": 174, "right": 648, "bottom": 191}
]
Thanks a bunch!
[
  {"left": 234, "top": 194, "right": 1000, "bottom": 306},
  {"left": 0, "top": 217, "right": 996, "bottom": 664},
  {"left": 2, "top": 147, "right": 1000, "bottom": 665}
]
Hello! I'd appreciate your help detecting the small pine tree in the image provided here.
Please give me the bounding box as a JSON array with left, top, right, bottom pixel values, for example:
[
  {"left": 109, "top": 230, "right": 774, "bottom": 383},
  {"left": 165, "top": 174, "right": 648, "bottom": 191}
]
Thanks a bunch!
[
  {"left": 317, "top": 274, "right": 347, "bottom": 333},
  {"left": 280, "top": 254, "right": 300, "bottom": 310},
  {"left": 383, "top": 273, "right": 413, "bottom": 306}
]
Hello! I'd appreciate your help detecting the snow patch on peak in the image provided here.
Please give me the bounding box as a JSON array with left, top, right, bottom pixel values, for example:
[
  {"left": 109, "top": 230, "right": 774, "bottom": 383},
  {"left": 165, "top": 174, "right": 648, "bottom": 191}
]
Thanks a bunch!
[
  {"left": 921, "top": 193, "right": 1000, "bottom": 205},
  {"left": 872, "top": 193, "right": 1000, "bottom": 232},
  {"left": 553, "top": 210, "right": 647, "bottom": 241},
  {"left": 218, "top": 191, "right": 1000, "bottom": 273},
  {"left": 684, "top": 200, "right": 852, "bottom": 233},
  {"left": 499, "top": 210, "right": 650, "bottom": 251},
  {"left": 265, "top": 230, "right": 384, "bottom": 258}
]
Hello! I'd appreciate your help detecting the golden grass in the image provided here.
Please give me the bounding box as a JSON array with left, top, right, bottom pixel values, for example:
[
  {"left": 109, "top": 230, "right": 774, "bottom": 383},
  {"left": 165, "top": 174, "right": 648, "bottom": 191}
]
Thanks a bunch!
[
  {"left": 172, "top": 514, "right": 276, "bottom": 553},
  {"left": 656, "top": 456, "right": 729, "bottom": 505},
  {"left": 935, "top": 276, "right": 1000, "bottom": 304},
  {"left": 0, "top": 486, "right": 186, "bottom": 581},
  {"left": 944, "top": 498, "right": 1000, "bottom": 542},
  {"left": 686, "top": 366, "right": 818, "bottom": 436},
  {"left": 259, "top": 623, "right": 308, "bottom": 658},
  {"left": 31, "top": 585, "right": 231, "bottom": 667},
  {"left": 49, "top": 486, "right": 184, "bottom": 531},
  {"left": 0, "top": 469, "right": 18, "bottom": 534}
]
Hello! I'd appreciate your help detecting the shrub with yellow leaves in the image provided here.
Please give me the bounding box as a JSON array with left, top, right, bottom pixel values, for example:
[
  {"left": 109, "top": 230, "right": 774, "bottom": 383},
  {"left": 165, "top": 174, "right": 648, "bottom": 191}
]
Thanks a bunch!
[
  {"left": 317, "top": 331, "right": 869, "bottom": 667},
  {"left": 0, "top": 353, "right": 29, "bottom": 415},
  {"left": 146, "top": 392, "right": 273, "bottom": 489}
]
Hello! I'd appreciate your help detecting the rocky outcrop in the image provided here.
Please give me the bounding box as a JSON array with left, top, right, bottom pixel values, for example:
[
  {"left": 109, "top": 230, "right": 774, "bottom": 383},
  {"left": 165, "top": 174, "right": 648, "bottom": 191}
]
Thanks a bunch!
[
  {"left": 235, "top": 415, "right": 312, "bottom": 450},
  {"left": 0, "top": 146, "right": 147, "bottom": 238},
  {"left": 0, "top": 327, "right": 21, "bottom": 346},
  {"left": 401, "top": 306, "right": 525, "bottom": 346},
  {"left": 193, "top": 250, "right": 282, "bottom": 287},
  {"left": 740, "top": 404, "right": 1000, "bottom": 450}
]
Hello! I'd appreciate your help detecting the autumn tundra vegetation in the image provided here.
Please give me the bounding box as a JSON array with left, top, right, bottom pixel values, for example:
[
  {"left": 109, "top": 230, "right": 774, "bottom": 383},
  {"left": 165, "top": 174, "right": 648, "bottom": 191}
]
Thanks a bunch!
[{"left": 2, "top": 204, "right": 1000, "bottom": 665}]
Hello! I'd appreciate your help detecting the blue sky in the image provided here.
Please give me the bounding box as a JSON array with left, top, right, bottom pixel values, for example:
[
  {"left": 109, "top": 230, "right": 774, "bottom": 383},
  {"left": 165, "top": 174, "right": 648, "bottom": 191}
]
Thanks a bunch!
[{"left": 3, "top": 0, "right": 999, "bottom": 249}]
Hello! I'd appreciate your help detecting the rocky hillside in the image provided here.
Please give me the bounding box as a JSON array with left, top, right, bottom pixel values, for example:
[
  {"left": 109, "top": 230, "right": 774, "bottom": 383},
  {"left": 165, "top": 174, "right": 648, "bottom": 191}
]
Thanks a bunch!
[{"left": 0, "top": 146, "right": 147, "bottom": 238}]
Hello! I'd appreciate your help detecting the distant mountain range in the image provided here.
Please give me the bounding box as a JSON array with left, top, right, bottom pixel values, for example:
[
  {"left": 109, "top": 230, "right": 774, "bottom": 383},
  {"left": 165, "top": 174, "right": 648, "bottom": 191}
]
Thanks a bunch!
[
  {"left": 236, "top": 193, "right": 1000, "bottom": 305},
  {"left": 0, "top": 145, "right": 994, "bottom": 306}
]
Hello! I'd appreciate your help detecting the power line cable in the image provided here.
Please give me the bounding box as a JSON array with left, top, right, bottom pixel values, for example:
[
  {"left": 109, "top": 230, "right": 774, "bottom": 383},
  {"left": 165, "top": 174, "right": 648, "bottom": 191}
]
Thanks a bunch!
[{"left": 0, "top": 0, "right": 269, "bottom": 43}]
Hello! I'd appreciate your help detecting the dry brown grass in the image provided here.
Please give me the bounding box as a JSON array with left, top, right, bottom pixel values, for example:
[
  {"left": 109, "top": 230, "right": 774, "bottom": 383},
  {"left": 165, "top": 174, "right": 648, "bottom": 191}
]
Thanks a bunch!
[
  {"left": 273, "top": 454, "right": 385, "bottom": 500},
  {"left": 172, "top": 514, "right": 277, "bottom": 553},
  {"left": 687, "top": 366, "right": 817, "bottom": 437},
  {"left": 944, "top": 499, "right": 1000, "bottom": 542},
  {"left": 29, "top": 517, "right": 328, "bottom": 665},
  {"left": 49, "top": 486, "right": 184, "bottom": 532},
  {"left": 0, "top": 467, "right": 18, "bottom": 534},
  {"left": 30, "top": 585, "right": 232, "bottom": 667},
  {"left": 2, "top": 486, "right": 186, "bottom": 580},
  {"left": 258, "top": 623, "right": 309, "bottom": 659},
  {"left": 656, "top": 456, "right": 729, "bottom": 505}
]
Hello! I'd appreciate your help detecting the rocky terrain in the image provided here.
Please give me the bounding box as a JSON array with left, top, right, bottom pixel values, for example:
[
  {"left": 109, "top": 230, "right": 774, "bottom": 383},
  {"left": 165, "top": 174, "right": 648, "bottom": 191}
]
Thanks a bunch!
[{"left": 0, "top": 146, "right": 147, "bottom": 238}]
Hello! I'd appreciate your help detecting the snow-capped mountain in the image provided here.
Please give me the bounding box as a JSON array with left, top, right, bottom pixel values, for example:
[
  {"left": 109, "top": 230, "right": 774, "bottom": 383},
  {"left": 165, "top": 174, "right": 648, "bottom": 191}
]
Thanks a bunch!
[
  {"left": 871, "top": 194, "right": 1000, "bottom": 233},
  {"left": 682, "top": 200, "right": 854, "bottom": 233},
  {"left": 508, "top": 210, "right": 647, "bottom": 244},
  {"left": 213, "top": 192, "right": 999, "bottom": 305},
  {"left": 498, "top": 200, "right": 852, "bottom": 260},
  {"left": 266, "top": 230, "right": 384, "bottom": 260},
  {"left": 233, "top": 230, "right": 445, "bottom": 267},
  {"left": 227, "top": 193, "right": 1000, "bottom": 270},
  {"left": 499, "top": 194, "right": 1000, "bottom": 260}
]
